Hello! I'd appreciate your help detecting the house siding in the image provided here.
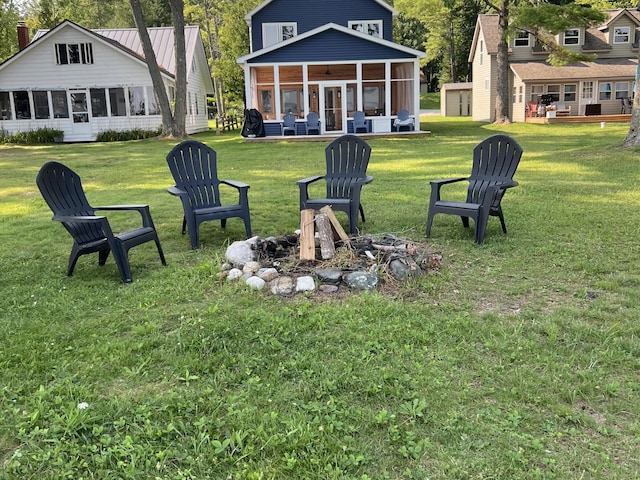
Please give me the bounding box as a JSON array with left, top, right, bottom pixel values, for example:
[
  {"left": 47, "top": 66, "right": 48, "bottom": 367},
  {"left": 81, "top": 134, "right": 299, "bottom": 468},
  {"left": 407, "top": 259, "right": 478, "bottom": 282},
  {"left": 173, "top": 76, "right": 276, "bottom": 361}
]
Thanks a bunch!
[
  {"left": 471, "top": 32, "right": 495, "bottom": 122},
  {"left": 250, "top": 0, "right": 393, "bottom": 50}
]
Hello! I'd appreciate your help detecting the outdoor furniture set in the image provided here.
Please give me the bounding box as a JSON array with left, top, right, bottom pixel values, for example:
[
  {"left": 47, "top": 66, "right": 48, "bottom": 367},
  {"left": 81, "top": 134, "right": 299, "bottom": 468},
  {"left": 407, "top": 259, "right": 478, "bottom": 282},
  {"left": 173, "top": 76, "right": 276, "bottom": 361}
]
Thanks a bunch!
[{"left": 36, "top": 134, "right": 523, "bottom": 282}]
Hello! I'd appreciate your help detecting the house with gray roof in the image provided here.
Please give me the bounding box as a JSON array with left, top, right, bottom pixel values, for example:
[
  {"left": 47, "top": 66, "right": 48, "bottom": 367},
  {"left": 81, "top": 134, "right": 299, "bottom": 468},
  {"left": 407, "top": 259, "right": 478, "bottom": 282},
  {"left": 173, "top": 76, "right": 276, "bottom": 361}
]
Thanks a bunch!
[
  {"left": 0, "top": 20, "right": 213, "bottom": 142},
  {"left": 469, "top": 9, "right": 638, "bottom": 122}
]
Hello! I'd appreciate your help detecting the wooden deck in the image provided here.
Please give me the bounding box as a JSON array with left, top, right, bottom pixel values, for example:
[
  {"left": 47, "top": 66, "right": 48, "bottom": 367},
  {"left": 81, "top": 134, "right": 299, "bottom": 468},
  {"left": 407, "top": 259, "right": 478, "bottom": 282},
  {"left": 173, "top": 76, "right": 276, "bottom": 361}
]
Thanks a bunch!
[
  {"left": 526, "top": 113, "right": 631, "bottom": 124},
  {"left": 244, "top": 129, "right": 431, "bottom": 142}
]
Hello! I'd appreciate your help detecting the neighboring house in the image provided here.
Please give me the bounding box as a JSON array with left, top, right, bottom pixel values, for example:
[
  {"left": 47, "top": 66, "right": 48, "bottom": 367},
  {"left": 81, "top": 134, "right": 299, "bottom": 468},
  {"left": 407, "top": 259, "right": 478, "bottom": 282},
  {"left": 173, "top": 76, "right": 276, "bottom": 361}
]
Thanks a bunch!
[
  {"left": 469, "top": 9, "right": 639, "bottom": 122},
  {"left": 440, "top": 82, "right": 472, "bottom": 117},
  {"left": 0, "top": 20, "right": 213, "bottom": 142},
  {"left": 237, "top": 0, "right": 426, "bottom": 136}
]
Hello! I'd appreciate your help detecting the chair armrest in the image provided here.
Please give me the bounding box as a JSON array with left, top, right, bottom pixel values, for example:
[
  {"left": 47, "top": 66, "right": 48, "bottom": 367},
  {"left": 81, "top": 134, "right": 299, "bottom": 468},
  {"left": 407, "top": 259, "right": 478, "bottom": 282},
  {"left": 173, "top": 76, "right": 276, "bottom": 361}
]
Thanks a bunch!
[
  {"left": 167, "top": 185, "right": 187, "bottom": 197},
  {"left": 95, "top": 204, "right": 148, "bottom": 212},
  {"left": 52, "top": 214, "right": 106, "bottom": 223},
  {"left": 481, "top": 181, "right": 519, "bottom": 210},
  {"left": 429, "top": 177, "right": 468, "bottom": 203},
  {"left": 297, "top": 175, "right": 324, "bottom": 186},
  {"left": 221, "top": 180, "right": 250, "bottom": 190}
]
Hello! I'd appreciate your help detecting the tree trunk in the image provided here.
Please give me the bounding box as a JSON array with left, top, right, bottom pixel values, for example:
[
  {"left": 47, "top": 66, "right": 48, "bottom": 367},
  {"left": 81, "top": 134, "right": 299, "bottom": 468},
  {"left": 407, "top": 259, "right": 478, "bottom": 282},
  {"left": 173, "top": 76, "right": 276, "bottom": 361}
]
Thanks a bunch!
[
  {"left": 129, "top": 0, "right": 187, "bottom": 138},
  {"left": 623, "top": 63, "right": 640, "bottom": 147},
  {"left": 494, "top": 0, "right": 511, "bottom": 124}
]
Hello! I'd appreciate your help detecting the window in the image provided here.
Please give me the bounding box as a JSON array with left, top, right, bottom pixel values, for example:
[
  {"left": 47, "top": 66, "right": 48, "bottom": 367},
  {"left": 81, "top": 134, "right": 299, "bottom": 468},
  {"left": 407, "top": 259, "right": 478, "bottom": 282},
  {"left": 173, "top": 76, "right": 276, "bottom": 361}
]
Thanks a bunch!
[
  {"left": 349, "top": 20, "right": 382, "bottom": 38},
  {"left": 263, "top": 23, "right": 296, "bottom": 48},
  {"left": 564, "top": 29, "right": 579, "bottom": 45},
  {"left": 0, "top": 91, "right": 12, "bottom": 120},
  {"left": 614, "top": 26, "right": 630, "bottom": 43},
  {"left": 599, "top": 82, "right": 612, "bottom": 101},
  {"left": 109, "top": 88, "right": 126, "bottom": 116},
  {"left": 514, "top": 30, "right": 529, "bottom": 47},
  {"left": 531, "top": 85, "right": 544, "bottom": 103},
  {"left": 33, "top": 91, "right": 50, "bottom": 119},
  {"left": 13, "top": 91, "right": 31, "bottom": 119},
  {"left": 55, "top": 43, "right": 93, "bottom": 64},
  {"left": 146, "top": 86, "right": 160, "bottom": 115},
  {"left": 547, "top": 84, "right": 560, "bottom": 102},
  {"left": 479, "top": 40, "right": 483, "bottom": 66},
  {"left": 281, "top": 88, "right": 302, "bottom": 116},
  {"left": 51, "top": 91, "right": 69, "bottom": 118},
  {"left": 129, "top": 86, "right": 145, "bottom": 115},
  {"left": 90, "top": 88, "right": 108, "bottom": 117},
  {"left": 615, "top": 82, "right": 629, "bottom": 100},
  {"left": 564, "top": 84, "right": 577, "bottom": 102},
  {"left": 519, "top": 85, "right": 523, "bottom": 104}
]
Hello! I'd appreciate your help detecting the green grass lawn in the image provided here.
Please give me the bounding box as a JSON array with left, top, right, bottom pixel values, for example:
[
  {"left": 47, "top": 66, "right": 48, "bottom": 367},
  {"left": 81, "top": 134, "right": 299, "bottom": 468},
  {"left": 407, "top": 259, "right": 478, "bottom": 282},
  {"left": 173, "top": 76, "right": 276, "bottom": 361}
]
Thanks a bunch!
[{"left": 2, "top": 118, "right": 640, "bottom": 479}]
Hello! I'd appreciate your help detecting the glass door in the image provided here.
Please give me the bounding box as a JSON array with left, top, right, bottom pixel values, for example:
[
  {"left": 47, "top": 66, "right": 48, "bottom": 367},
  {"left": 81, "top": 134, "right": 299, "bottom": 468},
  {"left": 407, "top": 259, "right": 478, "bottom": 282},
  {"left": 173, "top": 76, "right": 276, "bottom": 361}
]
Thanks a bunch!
[
  {"left": 321, "top": 85, "right": 344, "bottom": 133},
  {"left": 70, "top": 90, "right": 91, "bottom": 137},
  {"left": 579, "top": 81, "right": 595, "bottom": 115}
]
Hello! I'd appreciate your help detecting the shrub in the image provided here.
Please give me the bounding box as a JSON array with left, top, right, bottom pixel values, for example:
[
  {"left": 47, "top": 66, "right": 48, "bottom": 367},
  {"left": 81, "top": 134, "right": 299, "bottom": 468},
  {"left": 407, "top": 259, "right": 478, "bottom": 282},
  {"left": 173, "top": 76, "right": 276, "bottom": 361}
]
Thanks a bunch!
[
  {"left": 95, "top": 128, "right": 161, "bottom": 142},
  {"left": 0, "top": 127, "right": 64, "bottom": 144}
]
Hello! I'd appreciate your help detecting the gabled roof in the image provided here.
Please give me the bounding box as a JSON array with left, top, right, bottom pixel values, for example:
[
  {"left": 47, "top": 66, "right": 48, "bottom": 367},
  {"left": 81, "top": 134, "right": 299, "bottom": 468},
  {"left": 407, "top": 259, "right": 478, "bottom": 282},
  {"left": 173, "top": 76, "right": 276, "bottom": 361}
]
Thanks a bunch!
[
  {"left": 468, "top": 14, "right": 500, "bottom": 63},
  {"left": 27, "top": 20, "right": 203, "bottom": 75},
  {"left": 237, "top": 22, "right": 425, "bottom": 64},
  {"left": 600, "top": 8, "right": 640, "bottom": 31},
  {"left": 245, "top": 0, "right": 397, "bottom": 22},
  {"left": 510, "top": 57, "right": 637, "bottom": 82}
]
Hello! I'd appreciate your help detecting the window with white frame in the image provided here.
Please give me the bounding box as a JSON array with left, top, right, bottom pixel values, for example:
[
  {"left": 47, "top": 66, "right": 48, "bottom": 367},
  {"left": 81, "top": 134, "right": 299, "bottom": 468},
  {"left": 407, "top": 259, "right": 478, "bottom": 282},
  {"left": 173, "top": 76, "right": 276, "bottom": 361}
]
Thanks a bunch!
[
  {"left": 615, "top": 82, "right": 629, "bottom": 99},
  {"left": 531, "top": 85, "right": 544, "bottom": 103},
  {"left": 33, "top": 91, "right": 50, "bottom": 119},
  {"left": 0, "top": 91, "right": 11, "bottom": 120},
  {"left": 55, "top": 43, "right": 93, "bottom": 64},
  {"left": 614, "top": 26, "right": 630, "bottom": 43},
  {"left": 547, "top": 84, "right": 560, "bottom": 102},
  {"left": 514, "top": 30, "right": 529, "bottom": 47},
  {"left": 599, "top": 82, "right": 612, "bottom": 101},
  {"left": 564, "top": 29, "right": 579, "bottom": 45},
  {"left": 263, "top": 23, "right": 296, "bottom": 48},
  {"left": 349, "top": 20, "right": 382, "bottom": 38},
  {"left": 479, "top": 40, "right": 484, "bottom": 65},
  {"left": 564, "top": 84, "right": 577, "bottom": 102}
]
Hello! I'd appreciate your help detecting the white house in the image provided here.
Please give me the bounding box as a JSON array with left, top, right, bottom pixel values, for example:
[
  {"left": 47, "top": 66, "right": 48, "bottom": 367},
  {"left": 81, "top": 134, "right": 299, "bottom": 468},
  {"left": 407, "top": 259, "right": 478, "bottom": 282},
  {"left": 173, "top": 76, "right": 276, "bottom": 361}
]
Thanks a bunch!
[{"left": 0, "top": 20, "right": 213, "bottom": 142}]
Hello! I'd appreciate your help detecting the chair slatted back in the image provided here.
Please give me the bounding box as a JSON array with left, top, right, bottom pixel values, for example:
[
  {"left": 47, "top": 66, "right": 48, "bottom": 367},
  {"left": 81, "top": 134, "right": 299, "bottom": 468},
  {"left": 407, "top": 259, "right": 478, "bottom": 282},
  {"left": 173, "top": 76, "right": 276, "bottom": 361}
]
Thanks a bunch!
[
  {"left": 397, "top": 109, "right": 410, "bottom": 121},
  {"left": 467, "top": 134, "right": 523, "bottom": 209},
  {"left": 36, "top": 161, "right": 105, "bottom": 244},
  {"left": 167, "top": 141, "right": 222, "bottom": 209},
  {"left": 324, "top": 135, "right": 372, "bottom": 199},
  {"left": 353, "top": 111, "right": 367, "bottom": 132}
]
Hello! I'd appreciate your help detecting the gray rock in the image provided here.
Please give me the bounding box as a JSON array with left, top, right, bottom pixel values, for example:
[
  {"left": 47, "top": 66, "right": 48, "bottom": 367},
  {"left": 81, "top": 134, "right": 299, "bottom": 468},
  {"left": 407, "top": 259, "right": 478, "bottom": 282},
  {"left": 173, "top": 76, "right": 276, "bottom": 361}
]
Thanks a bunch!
[
  {"left": 246, "top": 276, "right": 266, "bottom": 290},
  {"left": 296, "top": 276, "right": 316, "bottom": 292},
  {"left": 389, "top": 259, "right": 422, "bottom": 280},
  {"left": 344, "top": 271, "right": 378, "bottom": 290},
  {"left": 316, "top": 268, "right": 342, "bottom": 285},
  {"left": 225, "top": 240, "right": 255, "bottom": 267},
  {"left": 319, "top": 284, "right": 339, "bottom": 293},
  {"left": 258, "top": 267, "right": 279, "bottom": 282},
  {"left": 243, "top": 261, "right": 261, "bottom": 275},
  {"left": 270, "top": 276, "right": 294, "bottom": 295},
  {"left": 226, "top": 268, "right": 243, "bottom": 281}
]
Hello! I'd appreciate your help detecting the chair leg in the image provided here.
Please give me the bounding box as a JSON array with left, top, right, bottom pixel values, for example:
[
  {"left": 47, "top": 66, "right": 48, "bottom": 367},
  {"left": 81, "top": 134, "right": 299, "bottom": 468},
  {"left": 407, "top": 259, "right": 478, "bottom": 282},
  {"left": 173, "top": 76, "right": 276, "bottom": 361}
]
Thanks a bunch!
[
  {"left": 181, "top": 216, "right": 187, "bottom": 235},
  {"left": 243, "top": 215, "right": 252, "bottom": 238},
  {"left": 425, "top": 211, "right": 435, "bottom": 237},
  {"left": 359, "top": 204, "right": 366, "bottom": 223},
  {"left": 497, "top": 212, "right": 507, "bottom": 234},
  {"left": 111, "top": 246, "right": 133, "bottom": 283},
  {"left": 461, "top": 216, "right": 470, "bottom": 229},
  {"left": 155, "top": 238, "right": 167, "bottom": 266}
]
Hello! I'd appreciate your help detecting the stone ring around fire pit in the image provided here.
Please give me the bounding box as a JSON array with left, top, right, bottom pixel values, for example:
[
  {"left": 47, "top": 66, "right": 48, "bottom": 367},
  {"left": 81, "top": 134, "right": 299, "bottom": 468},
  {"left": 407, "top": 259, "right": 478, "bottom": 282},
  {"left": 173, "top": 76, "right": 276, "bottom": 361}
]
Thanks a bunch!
[{"left": 220, "top": 232, "right": 442, "bottom": 296}]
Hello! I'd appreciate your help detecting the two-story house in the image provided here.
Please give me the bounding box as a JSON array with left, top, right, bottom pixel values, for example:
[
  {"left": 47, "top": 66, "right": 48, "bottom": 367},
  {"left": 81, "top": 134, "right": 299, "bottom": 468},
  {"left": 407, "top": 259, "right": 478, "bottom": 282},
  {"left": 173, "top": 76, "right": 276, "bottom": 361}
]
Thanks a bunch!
[
  {"left": 469, "top": 9, "right": 639, "bottom": 122},
  {"left": 236, "top": 0, "right": 426, "bottom": 136},
  {"left": 0, "top": 20, "right": 213, "bottom": 142}
]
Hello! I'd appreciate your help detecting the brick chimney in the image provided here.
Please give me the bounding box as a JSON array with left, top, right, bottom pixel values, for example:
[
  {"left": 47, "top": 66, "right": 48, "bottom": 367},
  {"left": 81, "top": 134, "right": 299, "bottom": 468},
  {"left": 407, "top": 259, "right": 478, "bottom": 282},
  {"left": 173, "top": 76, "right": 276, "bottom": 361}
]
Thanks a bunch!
[{"left": 17, "top": 22, "right": 29, "bottom": 50}]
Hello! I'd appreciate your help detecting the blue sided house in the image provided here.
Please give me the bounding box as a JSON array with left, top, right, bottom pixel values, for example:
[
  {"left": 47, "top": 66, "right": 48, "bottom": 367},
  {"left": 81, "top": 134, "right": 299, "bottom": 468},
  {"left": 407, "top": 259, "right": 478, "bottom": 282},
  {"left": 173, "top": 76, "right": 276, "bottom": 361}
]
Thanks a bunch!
[{"left": 237, "top": 0, "right": 426, "bottom": 136}]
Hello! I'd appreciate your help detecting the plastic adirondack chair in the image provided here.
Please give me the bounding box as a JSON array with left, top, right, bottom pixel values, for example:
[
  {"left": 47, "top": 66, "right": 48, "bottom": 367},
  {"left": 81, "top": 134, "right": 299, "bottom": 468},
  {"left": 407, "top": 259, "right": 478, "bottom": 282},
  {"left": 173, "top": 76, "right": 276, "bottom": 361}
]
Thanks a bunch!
[
  {"left": 426, "top": 134, "right": 523, "bottom": 244},
  {"left": 305, "top": 112, "right": 321, "bottom": 135},
  {"left": 36, "top": 161, "right": 166, "bottom": 283},
  {"left": 281, "top": 113, "right": 297, "bottom": 135},
  {"left": 166, "top": 140, "right": 251, "bottom": 249},
  {"left": 297, "top": 134, "right": 373, "bottom": 235},
  {"left": 352, "top": 111, "right": 369, "bottom": 133},
  {"left": 394, "top": 109, "right": 414, "bottom": 131}
]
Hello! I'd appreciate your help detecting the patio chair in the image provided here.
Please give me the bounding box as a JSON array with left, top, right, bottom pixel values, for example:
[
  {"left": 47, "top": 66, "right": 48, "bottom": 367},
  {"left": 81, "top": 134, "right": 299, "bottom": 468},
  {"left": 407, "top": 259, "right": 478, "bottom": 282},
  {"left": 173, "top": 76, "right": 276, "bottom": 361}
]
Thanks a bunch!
[
  {"left": 36, "top": 161, "right": 166, "bottom": 283},
  {"left": 426, "top": 134, "right": 523, "bottom": 244},
  {"left": 281, "top": 113, "right": 297, "bottom": 135},
  {"left": 621, "top": 97, "right": 632, "bottom": 114},
  {"left": 305, "top": 112, "right": 321, "bottom": 135},
  {"left": 166, "top": 140, "right": 252, "bottom": 249},
  {"left": 352, "top": 111, "right": 369, "bottom": 133},
  {"left": 297, "top": 134, "right": 373, "bottom": 234},
  {"left": 393, "top": 109, "right": 414, "bottom": 131}
]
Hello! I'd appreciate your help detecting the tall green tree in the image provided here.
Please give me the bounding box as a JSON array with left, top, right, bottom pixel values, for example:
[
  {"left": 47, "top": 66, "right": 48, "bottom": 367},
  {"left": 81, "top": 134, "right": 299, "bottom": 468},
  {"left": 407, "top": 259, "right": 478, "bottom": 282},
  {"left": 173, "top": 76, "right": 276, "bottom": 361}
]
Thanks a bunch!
[{"left": 0, "top": 0, "right": 21, "bottom": 62}]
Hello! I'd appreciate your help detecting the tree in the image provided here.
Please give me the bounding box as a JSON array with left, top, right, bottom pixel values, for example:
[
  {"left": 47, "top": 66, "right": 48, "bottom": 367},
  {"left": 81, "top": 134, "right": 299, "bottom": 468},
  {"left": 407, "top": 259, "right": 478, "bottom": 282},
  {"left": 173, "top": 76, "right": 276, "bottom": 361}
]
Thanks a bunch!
[
  {"left": 130, "top": 0, "right": 187, "bottom": 138},
  {"left": 0, "top": 0, "right": 21, "bottom": 62}
]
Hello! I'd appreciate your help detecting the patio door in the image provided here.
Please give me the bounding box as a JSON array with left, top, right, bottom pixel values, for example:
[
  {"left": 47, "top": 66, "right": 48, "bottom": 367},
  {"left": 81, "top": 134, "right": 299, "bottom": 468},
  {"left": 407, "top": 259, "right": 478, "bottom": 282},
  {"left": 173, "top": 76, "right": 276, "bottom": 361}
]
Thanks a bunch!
[
  {"left": 579, "top": 81, "right": 595, "bottom": 116},
  {"left": 321, "top": 84, "right": 345, "bottom": 134},
  {"left": 69, "top": 89, "right": 91, "bottom": 138}
]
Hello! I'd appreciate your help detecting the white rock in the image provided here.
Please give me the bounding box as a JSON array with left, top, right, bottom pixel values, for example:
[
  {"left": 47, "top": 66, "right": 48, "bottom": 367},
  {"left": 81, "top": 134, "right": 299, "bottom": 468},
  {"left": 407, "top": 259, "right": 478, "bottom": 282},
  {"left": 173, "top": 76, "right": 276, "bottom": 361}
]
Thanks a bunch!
[
  {"left": 296, "top": 276, "right": 316, "bottom": 292},
  {"left": 243, "top": 261, "right": 261, "bottom": 275},
  {"left": 246, "top": 276, "right": 266, "bottom": 290},
  {"left": 226, "top": 268, "right": 243, "bottom": 281},
  {"left": 225, "top": 240, "right": 255, "bottom": 267}
]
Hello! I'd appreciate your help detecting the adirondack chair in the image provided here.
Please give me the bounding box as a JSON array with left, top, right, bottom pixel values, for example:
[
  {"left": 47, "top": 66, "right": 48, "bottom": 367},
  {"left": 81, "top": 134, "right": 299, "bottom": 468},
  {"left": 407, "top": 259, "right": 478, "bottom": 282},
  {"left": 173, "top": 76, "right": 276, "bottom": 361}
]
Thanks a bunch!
[
  {"left": 305, "top": 112, "right": 321, "bottom": 135},
  {"left": 426, "top": 134, "right": 523, "bottom": 244},
  {"left": 393, "top": 109, "right": 414, "bottom": 131},
  {"left": 297, "top": 134, "right": 373, "bottom": 234},
  {"left": 281, "top": 113, "right": 297, "bottom": 135},
  {"left": 36, "top": 161, "right": 166, "bottom": 282},
  {"left": 352, "top": 111, "right": 369, "bottom": 133},
  {"left": 166, "top": 140, "right": 252, "bottom": 249}
]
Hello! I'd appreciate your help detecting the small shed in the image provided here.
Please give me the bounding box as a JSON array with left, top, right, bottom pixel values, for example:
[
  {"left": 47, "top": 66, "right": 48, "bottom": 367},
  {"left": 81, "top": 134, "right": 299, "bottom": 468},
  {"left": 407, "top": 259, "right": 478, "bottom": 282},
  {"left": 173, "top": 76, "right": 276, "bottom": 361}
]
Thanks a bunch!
[{"left": 440, "top": 82, "right": 472, "bottom": 117}]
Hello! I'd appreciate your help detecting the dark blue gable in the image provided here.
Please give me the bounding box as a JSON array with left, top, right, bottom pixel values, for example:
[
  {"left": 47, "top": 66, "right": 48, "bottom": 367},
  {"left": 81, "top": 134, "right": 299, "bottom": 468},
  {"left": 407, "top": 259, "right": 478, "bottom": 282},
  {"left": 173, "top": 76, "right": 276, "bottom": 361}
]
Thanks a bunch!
[
  {"left": 246, "top": 29, "right": 414, "bottom": 63},
  {"left": 251, "top": 0, "right": 394, "bottom": 51}
]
